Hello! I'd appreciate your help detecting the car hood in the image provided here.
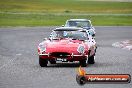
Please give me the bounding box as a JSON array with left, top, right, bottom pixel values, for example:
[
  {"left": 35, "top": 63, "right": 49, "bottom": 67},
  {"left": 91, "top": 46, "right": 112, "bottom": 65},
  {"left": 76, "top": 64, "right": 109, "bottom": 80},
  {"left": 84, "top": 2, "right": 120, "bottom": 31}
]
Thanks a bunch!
[{"left": 44, "top": 39, "right": 88, "bottom": 53}]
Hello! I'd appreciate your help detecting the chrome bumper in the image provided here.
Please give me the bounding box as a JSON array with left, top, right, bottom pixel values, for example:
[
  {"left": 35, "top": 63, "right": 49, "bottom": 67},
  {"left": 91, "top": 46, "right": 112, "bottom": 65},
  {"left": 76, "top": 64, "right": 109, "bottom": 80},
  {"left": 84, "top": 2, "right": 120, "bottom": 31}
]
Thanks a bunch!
[{"left": 39, "top": 53, "right": 88, "bottom": 58}]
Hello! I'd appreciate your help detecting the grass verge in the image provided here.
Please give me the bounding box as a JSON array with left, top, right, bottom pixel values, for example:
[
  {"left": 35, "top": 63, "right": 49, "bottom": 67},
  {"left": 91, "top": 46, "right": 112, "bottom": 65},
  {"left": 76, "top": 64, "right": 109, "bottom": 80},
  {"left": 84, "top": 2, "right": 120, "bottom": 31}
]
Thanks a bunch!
[
  {"left": 0, "top": 0, "right": 132, "bottom": 26},
  {"left": 0, "top": 13, "right": 132, "bottom": 26}
]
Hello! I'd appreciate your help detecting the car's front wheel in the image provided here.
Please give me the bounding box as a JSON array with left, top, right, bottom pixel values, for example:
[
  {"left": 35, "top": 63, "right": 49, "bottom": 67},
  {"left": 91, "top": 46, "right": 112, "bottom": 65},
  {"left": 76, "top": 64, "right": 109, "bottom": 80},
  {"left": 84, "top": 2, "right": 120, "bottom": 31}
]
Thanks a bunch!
[
  {"left": 39, "top": 57, "right": 48, "bottom": 67},
  {"left": 88, "top": 55, "right": 95, "bottom": 64},
  {"left": 79, "top": 58, "right": 88, "bottom": 67}
]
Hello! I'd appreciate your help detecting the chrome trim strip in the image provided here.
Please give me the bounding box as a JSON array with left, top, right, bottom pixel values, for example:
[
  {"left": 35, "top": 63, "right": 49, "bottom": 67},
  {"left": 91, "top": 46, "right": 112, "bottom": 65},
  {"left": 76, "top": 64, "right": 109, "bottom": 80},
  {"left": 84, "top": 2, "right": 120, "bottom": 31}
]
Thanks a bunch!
[
  {"left": 39, "top": 54, "right": 49, "bottom": 56},
  {"left": 72, "top": 53, "right": 74, "bottom": 58},
  {"left": 39, "top": 53, "right": 88, "bottom": 57},
  {"left": 48, "top": 53, "right": 50, "bottom": 57}
]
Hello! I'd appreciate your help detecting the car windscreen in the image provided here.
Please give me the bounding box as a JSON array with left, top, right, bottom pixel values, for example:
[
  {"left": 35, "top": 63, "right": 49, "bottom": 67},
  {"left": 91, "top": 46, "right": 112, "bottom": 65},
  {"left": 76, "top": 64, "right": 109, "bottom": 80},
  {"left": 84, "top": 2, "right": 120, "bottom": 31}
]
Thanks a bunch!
[
  {"left": 51, "top": 30, "right": 87, "bottom": 40},
  {"left": 67, "top": 21, "right": 91, "bottom": 27}
]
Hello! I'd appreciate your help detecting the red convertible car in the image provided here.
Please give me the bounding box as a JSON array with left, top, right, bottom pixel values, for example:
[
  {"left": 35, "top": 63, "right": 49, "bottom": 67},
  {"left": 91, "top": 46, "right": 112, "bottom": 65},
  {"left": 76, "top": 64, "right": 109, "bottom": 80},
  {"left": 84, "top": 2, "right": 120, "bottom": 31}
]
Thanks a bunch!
[{"left": 38, "top": 27, "right": 96, "bottom": 67}]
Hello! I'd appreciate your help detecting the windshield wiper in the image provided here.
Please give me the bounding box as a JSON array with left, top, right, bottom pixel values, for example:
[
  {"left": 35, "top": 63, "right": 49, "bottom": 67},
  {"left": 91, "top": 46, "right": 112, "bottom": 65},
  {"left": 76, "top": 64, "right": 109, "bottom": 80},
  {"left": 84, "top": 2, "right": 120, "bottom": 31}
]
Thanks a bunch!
[
  {"left": 71, "top": 38, "right": 77, "bottom": 40},
  {"left": 52, "top": 37, "right": 64, "bottom": 40},
  {"left": 71, "top": 38, "right": 84, "bottom": 41}
]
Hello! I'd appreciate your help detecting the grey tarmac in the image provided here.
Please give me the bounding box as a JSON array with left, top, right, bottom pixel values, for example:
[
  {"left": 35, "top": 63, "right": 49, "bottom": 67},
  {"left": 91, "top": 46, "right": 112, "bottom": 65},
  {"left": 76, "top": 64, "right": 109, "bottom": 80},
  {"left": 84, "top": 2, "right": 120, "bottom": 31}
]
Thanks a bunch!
[{"left": 0, "top": 26, "right": 132, "bottom": 88}]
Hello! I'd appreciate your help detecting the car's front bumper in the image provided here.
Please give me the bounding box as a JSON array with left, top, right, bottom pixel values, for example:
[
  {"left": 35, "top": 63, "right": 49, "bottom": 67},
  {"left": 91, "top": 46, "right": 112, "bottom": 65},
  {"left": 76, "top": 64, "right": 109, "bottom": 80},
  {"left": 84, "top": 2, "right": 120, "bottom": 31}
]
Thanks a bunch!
[{"left": 39, "top": 53, "right": 88, "bottom": 61}]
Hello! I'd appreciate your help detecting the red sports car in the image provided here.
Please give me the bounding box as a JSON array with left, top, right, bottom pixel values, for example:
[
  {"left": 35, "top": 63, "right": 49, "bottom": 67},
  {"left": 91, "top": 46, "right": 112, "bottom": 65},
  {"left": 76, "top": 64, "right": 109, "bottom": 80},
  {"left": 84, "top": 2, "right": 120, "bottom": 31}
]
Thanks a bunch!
[{"left": 38, "top": 27, "right": 96, "bottom": 67}]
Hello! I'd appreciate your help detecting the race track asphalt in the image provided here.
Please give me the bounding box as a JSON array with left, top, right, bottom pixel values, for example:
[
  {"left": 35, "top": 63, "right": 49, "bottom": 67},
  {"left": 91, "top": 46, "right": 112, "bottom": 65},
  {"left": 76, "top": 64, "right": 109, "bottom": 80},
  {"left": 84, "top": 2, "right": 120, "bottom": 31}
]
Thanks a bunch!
[{"left": 0, "top": 26, "right": 132, "bottom": 88}]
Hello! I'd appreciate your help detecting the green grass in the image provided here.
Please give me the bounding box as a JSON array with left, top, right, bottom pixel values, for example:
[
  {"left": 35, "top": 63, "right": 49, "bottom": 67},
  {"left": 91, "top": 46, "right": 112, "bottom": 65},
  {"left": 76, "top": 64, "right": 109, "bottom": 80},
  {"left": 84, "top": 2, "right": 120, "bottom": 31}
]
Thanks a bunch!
[
  {"left": 1, "top": 0, "right": 132, "bottom": 13},
  {"left": 0, "top": 0, "right": 132, "bottom": 26},
  {"left": 0, "top": 13, "right": 131, "bottom": 26}
]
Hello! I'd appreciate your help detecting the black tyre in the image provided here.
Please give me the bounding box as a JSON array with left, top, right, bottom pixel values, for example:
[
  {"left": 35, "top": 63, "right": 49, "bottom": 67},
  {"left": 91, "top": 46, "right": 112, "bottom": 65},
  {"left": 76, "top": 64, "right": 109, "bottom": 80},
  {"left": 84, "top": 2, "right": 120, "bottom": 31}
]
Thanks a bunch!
[
  {"left": 88, "top": 55, "right": 95, "bottom": 64},
  {"left": 79, "top": 59, "right": 87, "bottom": 67},
  {"left": 39, "top": 57, "right": 48, "bottom": 67},
  {"left": 49, "top": 60, "right": 56, "bottom": 64}
]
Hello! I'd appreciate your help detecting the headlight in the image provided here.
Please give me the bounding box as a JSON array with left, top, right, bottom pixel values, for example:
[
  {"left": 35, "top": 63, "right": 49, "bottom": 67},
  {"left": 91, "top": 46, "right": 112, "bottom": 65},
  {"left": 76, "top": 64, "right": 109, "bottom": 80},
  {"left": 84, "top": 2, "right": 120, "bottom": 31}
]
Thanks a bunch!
[
  {"left": 39, "top": 43, "right": 46, "bottom": 52},
  {"left": 77, "top": 45, "right": 85, "bottom": 54}
]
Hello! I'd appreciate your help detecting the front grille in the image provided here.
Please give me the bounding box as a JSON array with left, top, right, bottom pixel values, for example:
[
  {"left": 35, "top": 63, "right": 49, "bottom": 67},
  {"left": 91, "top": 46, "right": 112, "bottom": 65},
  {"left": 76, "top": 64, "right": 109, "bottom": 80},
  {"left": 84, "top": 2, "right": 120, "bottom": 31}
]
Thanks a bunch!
[{"left": 50, "top": 52, "right": 70, "bottom": 58}]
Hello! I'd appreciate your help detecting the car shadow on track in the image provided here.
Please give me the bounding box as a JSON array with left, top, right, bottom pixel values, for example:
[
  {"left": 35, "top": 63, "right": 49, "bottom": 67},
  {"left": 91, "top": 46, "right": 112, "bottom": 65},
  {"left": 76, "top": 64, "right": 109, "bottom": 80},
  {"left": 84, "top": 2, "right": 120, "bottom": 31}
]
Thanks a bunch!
[
  {"left": 36, "top": 62, "right": 113, "bottom": 68},
  {"left": 43, "top": 62, "right": 95, "bottom": 68},
  {"left": 47, "top": 62, "right": 80, "bottom": 68}
]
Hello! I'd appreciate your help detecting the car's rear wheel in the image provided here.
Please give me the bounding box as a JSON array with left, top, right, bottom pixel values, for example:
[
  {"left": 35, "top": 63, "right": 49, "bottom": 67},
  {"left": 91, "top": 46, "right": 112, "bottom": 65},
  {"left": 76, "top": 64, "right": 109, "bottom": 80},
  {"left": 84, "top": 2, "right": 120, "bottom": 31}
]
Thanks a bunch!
[
  {"left": 49, "top": 60, "right": 56, "bottom": 64},
  {"left": 39, "top": 57, "right": 48, "bottom": 67},
  {"left": 88, "top": 55, "right": 95, "bottom": 64}
]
